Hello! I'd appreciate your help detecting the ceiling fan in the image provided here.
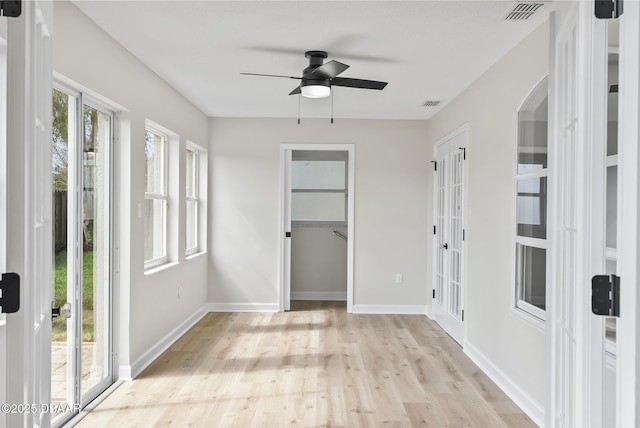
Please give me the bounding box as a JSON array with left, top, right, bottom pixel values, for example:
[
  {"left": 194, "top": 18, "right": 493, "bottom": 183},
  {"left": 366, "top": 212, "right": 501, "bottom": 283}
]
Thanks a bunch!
[{"left": 241, "top": 50, "right": 388, "bottom": 99}]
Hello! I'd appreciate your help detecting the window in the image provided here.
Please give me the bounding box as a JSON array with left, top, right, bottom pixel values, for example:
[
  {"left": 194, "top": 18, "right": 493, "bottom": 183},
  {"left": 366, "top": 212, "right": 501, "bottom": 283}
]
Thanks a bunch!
[
  {"left": 144, "top": 128, "right": 168, "bottom": 268},
  {"left": 185, "top": 144, "right": 199, "bottom": 255},
  {"left": 514, "top": 77, "right": 548, "bottom": 322}
]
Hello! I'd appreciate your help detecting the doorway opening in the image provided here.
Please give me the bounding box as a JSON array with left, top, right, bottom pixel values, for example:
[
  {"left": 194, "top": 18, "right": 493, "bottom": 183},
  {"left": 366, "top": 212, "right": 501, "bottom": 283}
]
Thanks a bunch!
[
  {"left": 51, "top": 86, "right": 115, "bottom": 426},
  {"left": 280, "top": 144, "right": 355, "bottom": 313}
]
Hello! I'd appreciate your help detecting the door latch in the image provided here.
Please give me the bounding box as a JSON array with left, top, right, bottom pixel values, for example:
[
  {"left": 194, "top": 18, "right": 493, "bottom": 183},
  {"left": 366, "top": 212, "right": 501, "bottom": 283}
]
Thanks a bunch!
[
  {"left": 0, "top": 272, "right": 20, "bottom": 313},
  {"left": 52, "top": 302, "right": 72, "bottom": 320},
  {"left": 591, "top": 274, "right": 620, "bottom": 317}
]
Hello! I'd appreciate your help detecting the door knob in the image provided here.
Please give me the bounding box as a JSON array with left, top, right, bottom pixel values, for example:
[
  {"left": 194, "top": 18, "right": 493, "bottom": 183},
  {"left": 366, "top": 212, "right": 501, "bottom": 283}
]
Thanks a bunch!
[{"left": 52, "top": 302, "right": 72, "bottom": 319}]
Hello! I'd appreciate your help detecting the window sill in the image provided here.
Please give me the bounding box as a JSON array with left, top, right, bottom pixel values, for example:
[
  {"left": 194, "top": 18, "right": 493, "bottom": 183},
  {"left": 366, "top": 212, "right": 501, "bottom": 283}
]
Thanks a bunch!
[
  {"left": 185, "top": 251, "right": 207, "bottom": 261},
  {"left": 144, "top": 261, "right": 179, "bottom": 276},
  {"left": 510, "top": 307, "right": 546, "bottom": 332}
]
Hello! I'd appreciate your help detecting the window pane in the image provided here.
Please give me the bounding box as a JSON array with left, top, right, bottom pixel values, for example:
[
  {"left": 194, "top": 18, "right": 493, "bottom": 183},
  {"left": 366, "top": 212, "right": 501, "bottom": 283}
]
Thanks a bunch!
[
  {"left": 186, "top": 199, "right": 197, "bottom": 251},
  {"left": 516, "top": 244, "right": 546, "bottom": 310},
  {"left": 292, "top": 161, "right": 345, "bottom": 190},
  {"left": 186, "top": 147, "right": 196, "bottom": 198},
  {"left": 143, "top": 198, "right": 165, "bottom": 262},
  {"left": 145, "top": 131, "right": 164, "bottom": 194},
  {"left": 291, "top": 192, "right": 345, "bottom": 222},
  {"left": 517, "top": 176, "right": 547, "bottom": 239},
  {"left": 517, "top": 78, "right": 548, "bottom": 170}
]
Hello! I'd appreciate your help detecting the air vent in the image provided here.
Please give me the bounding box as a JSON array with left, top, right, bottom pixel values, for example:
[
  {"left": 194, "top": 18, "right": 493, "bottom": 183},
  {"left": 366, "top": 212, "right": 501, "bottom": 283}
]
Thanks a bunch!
[
  {"left": 422, "top": 100, "right": 442, "bottom": 107},
  {"left": 505, "top": 3, "right": 544, "bottom": 20}
]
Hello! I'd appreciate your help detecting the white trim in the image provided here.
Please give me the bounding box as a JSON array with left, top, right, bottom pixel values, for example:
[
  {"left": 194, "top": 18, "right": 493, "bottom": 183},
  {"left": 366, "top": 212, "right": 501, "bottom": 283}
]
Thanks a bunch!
[
  {"left": 617, "top": 2, "right": 640, "bottom": 425},
  {"left": 464, "top": 340, "right": 544, "bottom": 427},
  {"left": 352, "top": 304, "right": 428, "bottom": 315},
  {"left": 291, "top": 291, "right": 347, "bottom": 301},
  {"left": 121, "top": 306, "right": 207, "bottom": 380},
  {"left": 424, "top": 305, "right": 433, "bottom": 320},
  {"left": 205, "top": 303, "right": 280, "bottom": 313},
  {"left": 279, "top": 144, "right": 355, "bottom": 313}
]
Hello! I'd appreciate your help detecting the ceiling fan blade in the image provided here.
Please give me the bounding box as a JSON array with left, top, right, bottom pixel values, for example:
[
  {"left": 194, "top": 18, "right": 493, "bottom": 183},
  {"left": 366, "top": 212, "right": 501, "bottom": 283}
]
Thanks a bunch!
[
  {"left": 330, "top": 77, "right": 388, "bottom": 90},
  {"left": 311, "top": 60, "right": 349, "bottom": 78},
  {"left": 289, "top": 86, "right": 301, "bottom": 96},
  {"left": 240, "top": 72, "right": 302, "bottom": 80}
]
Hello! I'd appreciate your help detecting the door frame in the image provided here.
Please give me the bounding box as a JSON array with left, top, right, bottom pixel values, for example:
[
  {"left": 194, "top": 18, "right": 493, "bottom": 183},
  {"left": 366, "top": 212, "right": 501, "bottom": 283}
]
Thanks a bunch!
[
  {"left": 50, "top": 83, "right": 118, "bottom": 425},
  {"left": 431, "top": 124, "right": 468, "bottom": 345},
  {"left": 278, "top": 143, "right": 355, "bottom": 313}
]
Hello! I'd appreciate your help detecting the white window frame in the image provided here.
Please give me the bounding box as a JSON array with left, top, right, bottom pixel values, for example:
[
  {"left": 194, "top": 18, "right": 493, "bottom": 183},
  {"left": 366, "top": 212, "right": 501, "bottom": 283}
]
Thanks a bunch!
[
  {"left": 185, "top": 143, "right": 199, "bottom": 256},
  {"left": 513, "top": 76, "right": 549, "bottom": 325},
  {"left": 144, "top": 127, "right": 169, "bottom": 269}
]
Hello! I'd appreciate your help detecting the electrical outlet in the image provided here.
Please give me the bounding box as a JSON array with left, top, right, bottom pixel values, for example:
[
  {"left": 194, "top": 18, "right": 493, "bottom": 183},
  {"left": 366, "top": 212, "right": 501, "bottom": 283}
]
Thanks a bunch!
[{"left": 395, "top": 273, "right": 403, "bottom": 284}]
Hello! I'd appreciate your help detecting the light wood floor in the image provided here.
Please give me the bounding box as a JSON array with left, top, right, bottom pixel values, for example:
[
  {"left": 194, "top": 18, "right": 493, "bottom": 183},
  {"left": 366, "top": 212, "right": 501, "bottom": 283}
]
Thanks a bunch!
[{"left": 76, "top": 301, "right": 536, "bottom": 427}]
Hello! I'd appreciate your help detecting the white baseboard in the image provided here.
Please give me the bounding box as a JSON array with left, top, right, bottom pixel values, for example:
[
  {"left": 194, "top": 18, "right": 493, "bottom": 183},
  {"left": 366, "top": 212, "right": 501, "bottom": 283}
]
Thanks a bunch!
[
  {"left": 352, "top": 304, "right": 428, "bottom": 315},
  {"left": 120, "top": 305, "right": 208, "bottom": 381},
  {"left": 205, "top": 302, "right": 279, "bottom": 312},
  {"left": 424, "top": 304, "right": 433, "bottom": 319},
  {"left": 291, "top": 291, "right": 347, "bottom": 301},
  {"left": 464, "top": 340, "right": 544, "bottom": 427}
]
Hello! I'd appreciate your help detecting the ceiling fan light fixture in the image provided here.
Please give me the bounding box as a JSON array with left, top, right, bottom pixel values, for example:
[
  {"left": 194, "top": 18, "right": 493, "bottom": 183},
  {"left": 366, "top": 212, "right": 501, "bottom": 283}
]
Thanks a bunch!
[{"left": 301, "top": 80, "right": 331, "bottom": 98}]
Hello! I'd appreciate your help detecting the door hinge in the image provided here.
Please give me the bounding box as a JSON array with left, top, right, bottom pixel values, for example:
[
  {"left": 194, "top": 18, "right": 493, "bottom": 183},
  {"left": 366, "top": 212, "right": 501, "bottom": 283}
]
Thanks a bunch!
[
  {"left": 463, "top": 229, "right": 466, "bottom": 241},
  {"left": 0, "top": 272, "right": 20, "bottom": 313},
  {"left": 432, "top": 289, "right": 436, "bottom": 299},
  {"left": 459, "top": 147, "right": 466, "bottom": 160},
  {"left": 595, "top": 0, "right": 623, "bottom": 18},
  {"left": 433, "top": 225, "right": 436, "bottom": 235},
  {"left": 462, "top": 309, "right": 465, "bottom": 322},
  {"left": 591, "top": 274, "right": 620, "bottom": 317},
  {"left": 432, "top": 161, "right": 437, "bottom": 172},
  {"left": 0, "top": 1, "right": 21, "bottom": 17}
]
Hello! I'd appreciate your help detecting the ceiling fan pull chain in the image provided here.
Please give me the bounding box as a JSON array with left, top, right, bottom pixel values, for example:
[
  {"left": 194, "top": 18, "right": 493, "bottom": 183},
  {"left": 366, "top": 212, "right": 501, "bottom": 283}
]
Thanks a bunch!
[{"left": 331, "top": 90, "right": 334, "bottom": 124}]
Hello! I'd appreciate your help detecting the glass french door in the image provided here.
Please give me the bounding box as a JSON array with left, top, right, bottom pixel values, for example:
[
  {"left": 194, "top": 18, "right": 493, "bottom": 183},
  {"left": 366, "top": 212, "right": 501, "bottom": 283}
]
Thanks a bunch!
[
  {"left": 432, "top": 128, "right": 467, "bottom": 345},
  {"left": 51, "top": 87, "right": 114, "bottom": 425}
]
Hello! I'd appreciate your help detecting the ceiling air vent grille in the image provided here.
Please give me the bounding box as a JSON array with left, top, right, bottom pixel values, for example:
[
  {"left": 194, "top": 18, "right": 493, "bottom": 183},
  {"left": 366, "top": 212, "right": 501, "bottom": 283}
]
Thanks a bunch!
[
  {"left": 505, "top": 3, "right": 544, "bottom": 20},
  {"left": 423, "top": 100, "right": 442, "bottom": 107}
]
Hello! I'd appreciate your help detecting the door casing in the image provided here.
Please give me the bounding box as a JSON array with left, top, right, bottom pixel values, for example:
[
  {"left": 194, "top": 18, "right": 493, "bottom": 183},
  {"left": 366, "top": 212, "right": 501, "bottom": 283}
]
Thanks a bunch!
[{"left": 279, "top": 143, "right": 355, "bottom": 312}]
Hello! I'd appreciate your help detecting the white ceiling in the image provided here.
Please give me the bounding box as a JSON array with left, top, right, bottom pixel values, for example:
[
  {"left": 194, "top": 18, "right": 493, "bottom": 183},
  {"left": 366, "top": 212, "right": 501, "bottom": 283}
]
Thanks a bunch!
[{"left": 72, "top": 1, "right": 554, "bottom": 120}]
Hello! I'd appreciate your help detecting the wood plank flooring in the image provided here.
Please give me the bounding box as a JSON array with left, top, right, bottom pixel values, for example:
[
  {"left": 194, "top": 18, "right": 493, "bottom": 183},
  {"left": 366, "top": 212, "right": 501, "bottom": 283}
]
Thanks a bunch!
[{"left": 76, "top": 301, "right": 536, "bottom": 427}]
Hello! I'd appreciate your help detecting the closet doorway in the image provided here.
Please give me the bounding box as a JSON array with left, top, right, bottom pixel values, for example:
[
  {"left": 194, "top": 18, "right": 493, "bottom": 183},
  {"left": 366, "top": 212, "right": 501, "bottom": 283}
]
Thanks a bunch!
[{"left": 279, "top": 144, "right": 355, "bottom": 312}]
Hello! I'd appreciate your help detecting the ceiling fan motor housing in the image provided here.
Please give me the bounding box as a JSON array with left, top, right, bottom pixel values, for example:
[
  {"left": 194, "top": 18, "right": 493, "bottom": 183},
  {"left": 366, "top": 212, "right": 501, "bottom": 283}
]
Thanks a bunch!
[{"left": 303, "top": 50, "right": 329, "bottom": 77}]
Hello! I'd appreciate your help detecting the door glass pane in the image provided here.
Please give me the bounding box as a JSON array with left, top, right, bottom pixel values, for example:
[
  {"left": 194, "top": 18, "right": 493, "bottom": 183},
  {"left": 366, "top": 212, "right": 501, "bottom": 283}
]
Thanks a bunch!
[
  {"left": 606, "top": 166, "right": 617, "bottom": 248},
  {"left": 81, "top": 105, "right": 111, "bottom": 397},
  {"left": 516, "top": 244, "right": 546, "bottom": 310},
  {"left": 51, "top": 88, "right": 75, "bottom": 418}
]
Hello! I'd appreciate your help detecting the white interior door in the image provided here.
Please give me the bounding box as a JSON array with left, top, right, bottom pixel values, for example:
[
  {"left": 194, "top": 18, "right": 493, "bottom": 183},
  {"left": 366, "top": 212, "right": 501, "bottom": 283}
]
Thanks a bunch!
[
  {"left": 4, "top": 1, "right": 54, "bottom": 427},
  {"left": 432, "top": 127, "right": 467, "bottom": 345},
  {"left": 549, "top": 4, "right": 639, "bottom": 426}
]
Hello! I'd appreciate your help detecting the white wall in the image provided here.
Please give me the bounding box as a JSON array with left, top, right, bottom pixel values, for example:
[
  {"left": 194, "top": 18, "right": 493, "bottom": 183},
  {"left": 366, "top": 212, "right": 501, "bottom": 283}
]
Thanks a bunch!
[
  {"left": 209, "top": 118, "right": 430, "bottom": 311},
  {"left": 291, "top": 225, "right": 347, "bottom": 299},
  {"left": 424, "top": 20, "right": 549, "bottom": 420},
  {"left": 53, "top": 2, "right": 209, "bottom": 370}
]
